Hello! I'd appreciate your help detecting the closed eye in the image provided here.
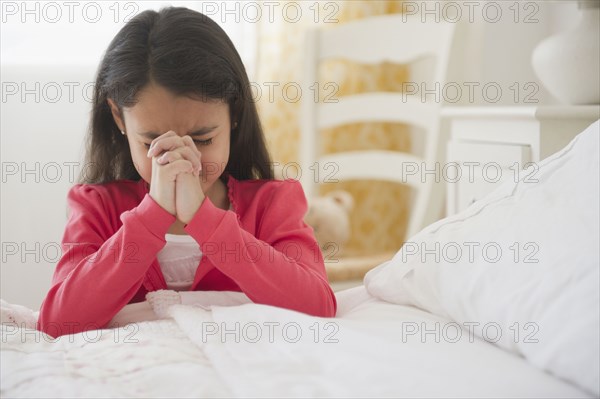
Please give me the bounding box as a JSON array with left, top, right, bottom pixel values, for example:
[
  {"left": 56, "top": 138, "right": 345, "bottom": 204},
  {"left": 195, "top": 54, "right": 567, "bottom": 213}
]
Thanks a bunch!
[{"left": 195, "top": 138, "right": 213, "bottom": 146}]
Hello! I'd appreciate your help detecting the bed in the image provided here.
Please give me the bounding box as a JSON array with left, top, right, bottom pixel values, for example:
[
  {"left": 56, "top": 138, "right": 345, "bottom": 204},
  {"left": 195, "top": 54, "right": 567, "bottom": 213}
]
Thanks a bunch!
[
  {"left": 0, "top": 286, "right": 591, "bottom": 398},
  {"left": 2, "top": 120, "right": 599, "bottom": 398}
]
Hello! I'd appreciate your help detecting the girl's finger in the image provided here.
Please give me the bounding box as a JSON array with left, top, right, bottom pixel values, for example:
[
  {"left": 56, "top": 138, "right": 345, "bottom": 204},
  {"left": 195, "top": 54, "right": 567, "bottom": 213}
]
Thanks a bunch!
[
  {"left": 164, "top": 159, "right": 194, "bottom": 175},
  {"left": 157, "top": 147, "right": 201, "bottom": 176},
  {"left": 161, "top": 159, "right": 194, "bottom": 181},
  {"left": 147, "top": 131, "right": 180, "bottom": 157},
  {"left": 156, "top": 149, "right": 183, "bottom": 165},
  {"left": 159, "top": 146, "right": 200, "bottom": 170},
  {"left": 181, "top": 136, "right": 202, "bottom": 174},
  {"left": 175, "top": 145, "right": 201, "bottom": 174}
]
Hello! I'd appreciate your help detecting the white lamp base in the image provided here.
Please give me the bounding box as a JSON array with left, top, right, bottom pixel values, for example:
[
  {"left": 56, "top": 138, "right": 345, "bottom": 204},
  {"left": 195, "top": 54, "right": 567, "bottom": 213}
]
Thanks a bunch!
[{"left": 532, "top": 1, "right": 600, "bottom": 105}]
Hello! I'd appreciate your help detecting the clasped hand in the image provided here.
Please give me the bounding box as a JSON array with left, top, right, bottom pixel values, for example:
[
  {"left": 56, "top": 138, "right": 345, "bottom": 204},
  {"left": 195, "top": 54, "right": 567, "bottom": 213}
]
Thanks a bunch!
[{"left": 146, "top": 131, "right": 205, "bottom": 224}]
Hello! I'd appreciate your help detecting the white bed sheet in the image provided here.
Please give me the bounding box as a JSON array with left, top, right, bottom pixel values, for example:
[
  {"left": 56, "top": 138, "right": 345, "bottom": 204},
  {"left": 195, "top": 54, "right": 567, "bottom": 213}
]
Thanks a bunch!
[{"left": 1, "top": 286, "right": 591, "bottom": 398}]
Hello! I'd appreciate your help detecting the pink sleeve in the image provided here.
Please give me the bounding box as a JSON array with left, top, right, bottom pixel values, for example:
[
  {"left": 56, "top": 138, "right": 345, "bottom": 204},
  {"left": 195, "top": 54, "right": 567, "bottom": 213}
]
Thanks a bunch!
[
  {"left": 38, "top": 185, "right": 176, "bottom": 337},
  {"left": 184, "top": 179, "right": 337, "bottom": 317}
]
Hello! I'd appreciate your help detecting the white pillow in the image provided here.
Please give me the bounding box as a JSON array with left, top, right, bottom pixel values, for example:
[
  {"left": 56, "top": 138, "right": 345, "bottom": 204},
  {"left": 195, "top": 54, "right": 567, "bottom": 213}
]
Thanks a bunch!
[{"left": 365, "top": 120, "right": 600, "bottom": 396}]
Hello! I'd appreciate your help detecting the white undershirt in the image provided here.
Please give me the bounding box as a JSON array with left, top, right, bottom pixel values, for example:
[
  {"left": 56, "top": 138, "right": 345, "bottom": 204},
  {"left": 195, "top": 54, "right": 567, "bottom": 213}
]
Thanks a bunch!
[
  {"left": 157, "top": 234, "right": 202, "bottom": 291},
  {"left": 157, "top": 202, "right": 233, "bottom": 291}
]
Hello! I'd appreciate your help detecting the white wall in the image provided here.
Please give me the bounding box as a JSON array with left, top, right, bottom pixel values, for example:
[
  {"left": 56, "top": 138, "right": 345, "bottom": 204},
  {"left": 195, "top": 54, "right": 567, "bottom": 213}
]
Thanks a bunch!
[
  {"left": 445, "top": 0, "right": 582, "bottom": 106},
  {"left": 1, "top": 66, "right": 95, "bottom": 309}
]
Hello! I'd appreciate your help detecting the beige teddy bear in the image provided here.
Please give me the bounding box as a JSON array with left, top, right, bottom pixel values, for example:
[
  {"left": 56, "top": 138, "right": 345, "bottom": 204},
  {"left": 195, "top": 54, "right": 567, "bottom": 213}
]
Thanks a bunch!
[
  {"left": 304, "top": 190, "right": 354, "bottom": 256},
  {"left": 272, "top": 163, "right": 354, "bottom": 255}
]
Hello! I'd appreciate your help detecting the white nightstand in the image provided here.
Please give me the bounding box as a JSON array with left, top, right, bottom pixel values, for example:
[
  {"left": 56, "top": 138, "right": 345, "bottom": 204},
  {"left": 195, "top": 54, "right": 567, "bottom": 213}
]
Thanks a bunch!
[{"left": 442, "top": 106, "right": 600, "bottom": 216}]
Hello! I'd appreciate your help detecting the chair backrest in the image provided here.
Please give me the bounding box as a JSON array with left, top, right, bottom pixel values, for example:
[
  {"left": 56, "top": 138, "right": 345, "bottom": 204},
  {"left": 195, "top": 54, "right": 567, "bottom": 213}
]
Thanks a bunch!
[{"left": 300, "top": 14, "right": 456, "bottom": 239}]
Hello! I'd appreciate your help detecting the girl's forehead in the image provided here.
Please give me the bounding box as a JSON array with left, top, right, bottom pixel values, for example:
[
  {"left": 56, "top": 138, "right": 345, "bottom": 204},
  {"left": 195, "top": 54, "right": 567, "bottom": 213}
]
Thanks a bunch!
[
  {"left": 134, "top": 83, "right": 227, "bottom": 111},
  {"left": 125, "top": 84, "right": 230, "bottom": 128}
]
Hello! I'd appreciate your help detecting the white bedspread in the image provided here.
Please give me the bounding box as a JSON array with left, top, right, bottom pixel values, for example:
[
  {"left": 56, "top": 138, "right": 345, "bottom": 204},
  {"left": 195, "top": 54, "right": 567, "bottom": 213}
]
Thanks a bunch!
[{"left": 0, "top": 287, "right": 591, "bottom": 398}]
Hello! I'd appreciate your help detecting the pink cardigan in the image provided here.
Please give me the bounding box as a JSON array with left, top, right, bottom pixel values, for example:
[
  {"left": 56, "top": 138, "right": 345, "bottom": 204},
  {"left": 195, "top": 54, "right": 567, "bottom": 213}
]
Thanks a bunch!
[{"left": 38, "top": 174, "right": 337, "bottom": 337}]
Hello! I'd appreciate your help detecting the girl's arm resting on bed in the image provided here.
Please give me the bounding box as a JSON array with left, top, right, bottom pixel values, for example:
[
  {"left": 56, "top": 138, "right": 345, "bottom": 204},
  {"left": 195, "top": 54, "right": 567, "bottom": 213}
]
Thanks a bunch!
[
  {"left": 38, "top": 186, "right": 175, "bottom": 338},
  {"left": 185, "top": 179, "right": 337, "bottom": 318}
]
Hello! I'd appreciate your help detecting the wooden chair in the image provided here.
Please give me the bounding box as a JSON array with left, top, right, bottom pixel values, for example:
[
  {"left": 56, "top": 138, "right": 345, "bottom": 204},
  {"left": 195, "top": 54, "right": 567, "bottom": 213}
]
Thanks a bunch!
[{"left": 299, "top": 14, "right": 456, "bottom": 284}]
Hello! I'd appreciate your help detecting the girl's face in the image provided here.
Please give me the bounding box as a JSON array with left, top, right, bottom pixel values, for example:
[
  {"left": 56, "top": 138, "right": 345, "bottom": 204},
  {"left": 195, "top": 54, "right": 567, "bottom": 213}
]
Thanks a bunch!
[{"left": 108, "top": 83, "right": 231, "bottom": 193}]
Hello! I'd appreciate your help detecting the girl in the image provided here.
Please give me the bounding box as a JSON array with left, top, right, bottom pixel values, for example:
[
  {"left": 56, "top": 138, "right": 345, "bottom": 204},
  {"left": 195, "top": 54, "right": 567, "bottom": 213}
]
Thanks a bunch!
[{"left": 38, "top": 7, "right": 336, "bottom": 337}]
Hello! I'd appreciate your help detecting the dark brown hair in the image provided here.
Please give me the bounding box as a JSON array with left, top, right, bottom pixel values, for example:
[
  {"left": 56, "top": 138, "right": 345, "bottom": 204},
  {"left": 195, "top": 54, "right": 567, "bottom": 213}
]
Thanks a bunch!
[{"left": 80, "top": 6, "right": 273, "bottom": 184}]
